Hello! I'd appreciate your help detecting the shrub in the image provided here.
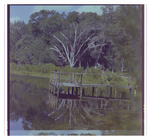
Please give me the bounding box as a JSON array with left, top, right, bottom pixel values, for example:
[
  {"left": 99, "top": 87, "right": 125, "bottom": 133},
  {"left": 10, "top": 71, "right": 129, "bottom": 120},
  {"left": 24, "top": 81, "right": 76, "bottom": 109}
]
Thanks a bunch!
[{"left": 86, "top": 66, "right": 102, "bottom": 74}]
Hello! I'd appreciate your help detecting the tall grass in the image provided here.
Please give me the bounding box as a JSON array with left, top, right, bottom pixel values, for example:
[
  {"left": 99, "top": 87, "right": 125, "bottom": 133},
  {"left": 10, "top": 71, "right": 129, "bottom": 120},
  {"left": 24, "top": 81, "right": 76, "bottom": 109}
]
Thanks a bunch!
[
  {"left": 10, "top": 63, "right": 137, "bottom": 87},
  {"left": 10, "top": 63, "right": 83, "bottom": 75}
]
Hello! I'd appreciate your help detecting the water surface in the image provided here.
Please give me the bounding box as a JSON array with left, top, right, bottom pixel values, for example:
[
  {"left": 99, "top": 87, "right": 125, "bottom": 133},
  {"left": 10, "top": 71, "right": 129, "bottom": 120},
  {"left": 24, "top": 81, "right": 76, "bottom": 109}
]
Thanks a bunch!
[{"left": 9, "top": 74, "right": 143, "bottom": 135}]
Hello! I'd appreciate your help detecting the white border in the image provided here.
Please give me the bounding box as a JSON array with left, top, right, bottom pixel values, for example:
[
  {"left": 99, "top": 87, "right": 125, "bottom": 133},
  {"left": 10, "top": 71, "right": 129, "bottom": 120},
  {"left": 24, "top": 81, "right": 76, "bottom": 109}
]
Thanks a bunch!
[{"left": 1, "top": 0, "right": 149, "bottom": 139}]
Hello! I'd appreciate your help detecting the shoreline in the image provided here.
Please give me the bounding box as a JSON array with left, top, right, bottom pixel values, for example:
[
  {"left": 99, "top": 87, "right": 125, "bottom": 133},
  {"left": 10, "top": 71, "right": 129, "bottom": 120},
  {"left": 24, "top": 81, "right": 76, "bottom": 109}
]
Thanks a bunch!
[{"left": 10, "top": 71, "right": 50, "bottom": 79}]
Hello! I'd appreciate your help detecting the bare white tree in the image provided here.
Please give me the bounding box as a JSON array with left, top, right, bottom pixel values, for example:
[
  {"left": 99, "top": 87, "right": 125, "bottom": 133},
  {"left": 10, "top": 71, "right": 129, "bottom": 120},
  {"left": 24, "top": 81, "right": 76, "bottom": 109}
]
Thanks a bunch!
[{"left": 50, "top": 23, "right": 107, "bottom": 68}]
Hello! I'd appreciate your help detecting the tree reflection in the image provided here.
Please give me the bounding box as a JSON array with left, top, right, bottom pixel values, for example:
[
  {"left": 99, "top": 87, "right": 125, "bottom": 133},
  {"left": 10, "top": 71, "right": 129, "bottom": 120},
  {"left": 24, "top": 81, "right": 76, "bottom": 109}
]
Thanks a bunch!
[
  {"left": 47, "top": 92, "right": 135, "bottom": 130},
  {"left": 9, "top": 75, "right": 142, "bottom": 132}
]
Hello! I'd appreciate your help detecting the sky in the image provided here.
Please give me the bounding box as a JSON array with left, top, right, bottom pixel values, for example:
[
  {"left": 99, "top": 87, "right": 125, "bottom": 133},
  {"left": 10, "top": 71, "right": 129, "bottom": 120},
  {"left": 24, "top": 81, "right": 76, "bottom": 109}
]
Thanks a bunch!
[{"left": 10, "top": 5, "right": 105, "bottom": 24}]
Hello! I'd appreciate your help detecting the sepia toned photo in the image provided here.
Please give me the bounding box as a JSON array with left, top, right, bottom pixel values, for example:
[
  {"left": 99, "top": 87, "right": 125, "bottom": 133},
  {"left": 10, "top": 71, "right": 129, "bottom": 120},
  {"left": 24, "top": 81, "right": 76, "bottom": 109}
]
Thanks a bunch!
[{"left": 8, "top": 4, "right": 144, "bottom": 136}]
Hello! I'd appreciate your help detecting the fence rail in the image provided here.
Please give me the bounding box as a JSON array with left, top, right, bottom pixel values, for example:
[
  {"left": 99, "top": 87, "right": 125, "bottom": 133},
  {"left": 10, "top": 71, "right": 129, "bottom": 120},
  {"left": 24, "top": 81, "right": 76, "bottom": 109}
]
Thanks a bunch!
[{"left": 49, "top": 71, "right": 138, "bottom": 99}]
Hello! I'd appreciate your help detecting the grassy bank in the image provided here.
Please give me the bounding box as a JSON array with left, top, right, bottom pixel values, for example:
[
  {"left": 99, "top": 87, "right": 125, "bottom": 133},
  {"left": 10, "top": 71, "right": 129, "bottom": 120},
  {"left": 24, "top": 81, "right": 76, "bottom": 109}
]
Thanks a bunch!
[
  {"left": 10, "top": 63, "right": 136, "bottom": 85},
  {"left": 10, "top": 63, "right": 84, "bottom": 78},
  {"left": 10, "top": 63, "right": 139, "bottom": 92}
]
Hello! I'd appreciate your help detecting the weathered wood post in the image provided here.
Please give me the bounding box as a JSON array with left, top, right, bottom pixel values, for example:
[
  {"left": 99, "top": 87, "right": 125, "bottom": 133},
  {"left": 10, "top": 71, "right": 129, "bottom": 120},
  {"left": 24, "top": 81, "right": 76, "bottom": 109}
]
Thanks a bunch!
[
  {"left": 129, "top": 88, "right": 132, "bottom": 98},
  {"left": 68, "top": 87, "right": 70, "bottom": 94},
  {"left": 75, "top": 73, "right": 77, "bottom": 84},
  {"left": 72, "top": 73, "right": 74, "bottom": 83},
  {"left": 80, "top": 74, "right": 83, "bottom": 99},
  {"left": 119, "top": 93, "right": 122, "bottom": 105},
  {"left": 82, "top": 88, "right": 85, "bottom": 96},
  {"left": 115, "top": 88, "right": 117, "bottom": 99},
  {"left": 134, "top": 88, "right": 137, "bottom": 97},
  {"left": 72, "top": 87, "right": 74, "bottom": 95},
  {"left": 75, "top": 87, "right": 78, "bottom": 96},
  {"left": 106, "top": 75, "right": 109, "bottom": 85},
  {"left": 96, "top": 87, "right": 98, "bottom": 97},
  {"left": 69, "top": 73, "right": 71, "bottom": 83},
  {"left": 110, "top": 87, "right": 112, "bottom": 98},
  {"left": 128, "top": 76, "right": 131, "bottom": 86},
  {"left": 101, "top": 74, "right": 104, "bottom": 84},
  {"left": 92, "top": 87, "right": 94, "bottom": 97}
]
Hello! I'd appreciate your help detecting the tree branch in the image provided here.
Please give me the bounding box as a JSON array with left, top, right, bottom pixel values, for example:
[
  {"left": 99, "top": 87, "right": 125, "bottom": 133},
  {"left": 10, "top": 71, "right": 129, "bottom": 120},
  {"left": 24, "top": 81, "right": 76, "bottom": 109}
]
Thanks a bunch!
[
  {"left": 60, "top": 32, "right": 69, "bottom": 40},
  {"left": 76, "top": 28, "right": 87, "bottom": 41},
  {"left": 50, "top": 46, "right": 67, "bottom": 61},
  {"left": 53, "top": 35, "right": 71, "bottom": 64},
  {"left": 75, "top": 34, "right": 95, "bottom": 57},
  {"left": 71, "top": 114, "right": 80, "bottom": 126}
]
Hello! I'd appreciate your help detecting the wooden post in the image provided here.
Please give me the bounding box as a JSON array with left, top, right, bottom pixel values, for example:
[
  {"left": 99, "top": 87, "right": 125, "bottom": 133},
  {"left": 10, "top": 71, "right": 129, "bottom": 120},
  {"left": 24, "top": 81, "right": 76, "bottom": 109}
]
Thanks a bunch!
[
  {"left": 51, "top": 84, "right": 53, "bottom": 94},
  {"left": 101, "top": 74, "right": 104, "bottom": 84},
  {"left": 80, "top": 87, "right": 83, "bottom": 99},
  {"left": 80, "top": 74, "right": 83, "bottom": 99},
  {"left": 110, "top": 87, "right": 112, "bottom": 98},
  {"left": 80, "top": 74, "right": 83, "bottom": 86},
  {"left": 54, "top": 73, "right": 56, "bottom": 83},
  {"left": 128, "top": 76, "right": 131, "bottom": 86},
  {"left": 119, "top": 93, "right": 122, "bottom": 105},
  {"left": 72, "top": 73, "right": 74, "bottom": 83},
  {"left": 129, "top": 88, "right": 132, "bottom": 98},
  {"left": 92, "top": 87, "right": 94, "bottom": 97},
  {"left": 72, "top": 87, "right": 74, "bottom": 95},
  {"left": 106, "top": 75, "right": 109, "bottom": 85},
  {"left": 68, "top": 87, "right": 70, "bottom": 94},
  {"left": 134, "top": 88, "right": 136, "bottom": 97},
  {"left": 82, "top": 88, "right": 85, "bottom": 96},
  {"left": 115, "top": 88, "right": 117, "bottom": 99},
  {"left": 96, "top": 87, "right": 98, "bottom": 97},
  {"left": 76, "top": 87, "right": 78, "bottom": 96},
  {"left": 69, "top": 73, "right": 71, "bottom": 83},
  {"left": 49, "top": 82, "right": 51, "bottom": 92},
  {"left": 75, "top": 74, "right": 77, "bottom": 84}
]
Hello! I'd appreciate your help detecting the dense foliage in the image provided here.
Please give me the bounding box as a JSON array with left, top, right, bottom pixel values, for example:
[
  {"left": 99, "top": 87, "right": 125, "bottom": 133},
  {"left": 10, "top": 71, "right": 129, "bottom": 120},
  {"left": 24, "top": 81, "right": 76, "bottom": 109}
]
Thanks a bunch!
[{"left": 10, "top": 5, "right": 143, "bottom": 77}]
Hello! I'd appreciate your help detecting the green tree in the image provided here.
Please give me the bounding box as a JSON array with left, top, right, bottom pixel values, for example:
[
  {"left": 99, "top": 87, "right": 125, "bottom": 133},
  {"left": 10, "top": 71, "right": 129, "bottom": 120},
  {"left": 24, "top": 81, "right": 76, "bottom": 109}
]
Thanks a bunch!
[
  {"left": 100, "top": 5, "right": 142, "bottom": 74},
  {"left": 15, "top": 35, "right": 33, "bottom": 64},
  {"left": 10, "top": 21, "right": 28, "bottom": 63}
]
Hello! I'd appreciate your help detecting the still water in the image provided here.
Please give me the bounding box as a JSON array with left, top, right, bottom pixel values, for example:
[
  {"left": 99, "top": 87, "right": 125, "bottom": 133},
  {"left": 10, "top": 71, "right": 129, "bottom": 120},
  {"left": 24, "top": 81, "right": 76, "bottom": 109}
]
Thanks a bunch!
[{"left": 9, "top": 74, "right": 143, "bottom": 135}]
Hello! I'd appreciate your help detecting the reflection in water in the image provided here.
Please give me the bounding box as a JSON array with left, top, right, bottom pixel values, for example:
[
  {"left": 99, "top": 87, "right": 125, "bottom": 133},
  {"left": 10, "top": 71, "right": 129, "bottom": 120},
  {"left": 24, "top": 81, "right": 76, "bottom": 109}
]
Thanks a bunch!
[
  {"left": 48, "top": 92, "right": 132, "bottom": 130},
  {"left": 9, "top": 74, "right": 143, "bottom": 135}
]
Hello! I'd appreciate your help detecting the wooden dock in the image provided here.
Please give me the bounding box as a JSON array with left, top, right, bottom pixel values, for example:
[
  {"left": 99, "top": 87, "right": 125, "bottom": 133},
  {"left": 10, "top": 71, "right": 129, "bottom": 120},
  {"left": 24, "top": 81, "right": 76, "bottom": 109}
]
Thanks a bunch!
[{"left": 49, "top": 71, "right": 138, "bottom": 100}]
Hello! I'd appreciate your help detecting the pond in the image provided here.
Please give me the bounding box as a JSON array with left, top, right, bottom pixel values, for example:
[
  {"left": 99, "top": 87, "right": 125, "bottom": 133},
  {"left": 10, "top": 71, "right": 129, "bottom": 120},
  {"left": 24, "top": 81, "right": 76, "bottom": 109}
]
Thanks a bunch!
[{"left": 9, "top": 74, "right": 143, "bottom": 135}]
